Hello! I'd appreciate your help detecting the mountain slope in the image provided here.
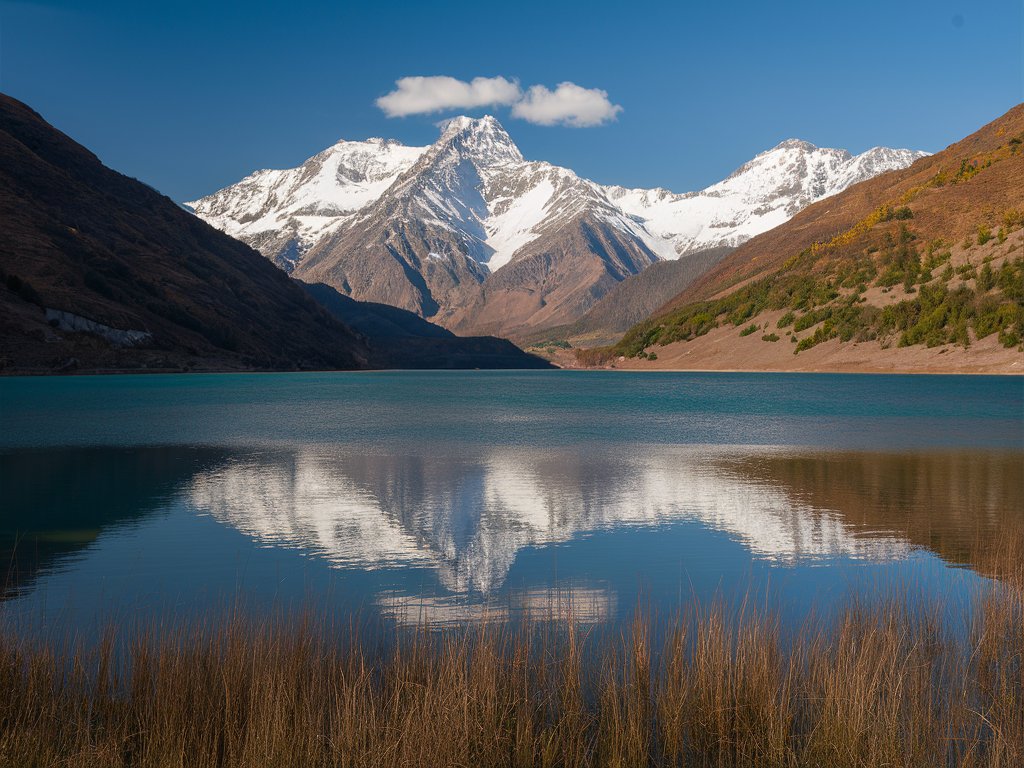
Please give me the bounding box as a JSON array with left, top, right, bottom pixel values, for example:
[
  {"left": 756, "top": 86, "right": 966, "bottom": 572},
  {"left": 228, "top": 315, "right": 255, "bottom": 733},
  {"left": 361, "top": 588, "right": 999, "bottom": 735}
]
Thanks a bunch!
[
  {"left": 293, "top": 116, "right": 663, "bottom": 331},
  {"left": 0, "top": 93, "right": 369, "bottom": 373},
  {"left": 590, "top": 104, "right": 1024, "bottom": 373},
  {"left": 190, "top": 118, "right": 924, "bottom": 338},
  {"left": 300, "top": 282, "right": 553, "bottom": 369},
  {"left": 188, "top": 138, "right": 425, "bottom": 272},
  {"left": 554, "top": 246, "right": 736, "bottom": 345},
  {"left": 603, "top": 142, "right": 928, "bottom": 257}
]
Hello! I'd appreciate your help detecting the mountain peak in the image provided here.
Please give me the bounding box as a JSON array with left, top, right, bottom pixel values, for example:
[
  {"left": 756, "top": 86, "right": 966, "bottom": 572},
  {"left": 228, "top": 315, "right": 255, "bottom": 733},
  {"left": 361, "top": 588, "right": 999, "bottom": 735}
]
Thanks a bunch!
[
  {"left": 437, "top": 114, "right": 523, "bottom": 165},
  {"left": 440, "top": 114, "right": 502, "bottom": 132},
  {"left": 857, "top": 145, "right": 929, "bottom": 161},
  {"left": 770, "top": 138, "right": 819, "bottom": 153},
  {"left": 363, "top": 136, "right": 403, "bottom": 147}
]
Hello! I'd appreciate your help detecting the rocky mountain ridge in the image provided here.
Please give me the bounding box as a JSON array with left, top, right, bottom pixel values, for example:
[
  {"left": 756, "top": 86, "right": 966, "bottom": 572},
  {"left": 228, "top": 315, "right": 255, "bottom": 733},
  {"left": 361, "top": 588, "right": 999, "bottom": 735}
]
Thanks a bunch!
[{"left": 189, "top": 118, "right": 927, "bottom": 337}]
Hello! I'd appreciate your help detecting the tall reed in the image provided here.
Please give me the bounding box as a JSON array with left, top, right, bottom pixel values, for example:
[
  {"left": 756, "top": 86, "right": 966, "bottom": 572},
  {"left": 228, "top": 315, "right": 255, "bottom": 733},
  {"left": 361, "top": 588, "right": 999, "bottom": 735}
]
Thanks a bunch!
[{"left": 1, "top": 556, "right": 1021, "bottom": 767}]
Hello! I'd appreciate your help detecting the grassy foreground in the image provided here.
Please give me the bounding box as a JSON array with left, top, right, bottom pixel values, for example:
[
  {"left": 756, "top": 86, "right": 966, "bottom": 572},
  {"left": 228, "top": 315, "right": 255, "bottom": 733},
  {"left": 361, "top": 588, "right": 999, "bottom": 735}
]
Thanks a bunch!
[{"left": 1, "top": 542, "right": 1021, "bottom": 767}]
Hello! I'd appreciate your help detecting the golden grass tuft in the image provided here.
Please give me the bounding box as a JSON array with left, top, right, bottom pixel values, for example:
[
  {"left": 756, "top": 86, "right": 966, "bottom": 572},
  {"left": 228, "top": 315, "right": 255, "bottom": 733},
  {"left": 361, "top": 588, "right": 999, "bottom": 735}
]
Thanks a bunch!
[{"left": 1, "top": 548, "right": 1022, "bottom": 767}]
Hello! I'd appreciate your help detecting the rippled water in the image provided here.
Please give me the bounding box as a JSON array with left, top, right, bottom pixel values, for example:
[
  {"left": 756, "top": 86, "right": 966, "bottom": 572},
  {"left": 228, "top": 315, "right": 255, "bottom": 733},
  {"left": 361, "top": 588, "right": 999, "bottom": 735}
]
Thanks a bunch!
[{"left": 1, "top": 371, "right": 1021, "bottom": 629}]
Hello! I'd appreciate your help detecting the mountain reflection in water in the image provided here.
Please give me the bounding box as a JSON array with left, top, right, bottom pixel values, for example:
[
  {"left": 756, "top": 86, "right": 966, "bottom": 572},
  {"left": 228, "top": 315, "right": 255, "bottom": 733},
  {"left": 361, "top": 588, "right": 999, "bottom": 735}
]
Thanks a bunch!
[
  {"left": 187, "top": 447, "right": 1017, "bottom": 595},
  {"left": 4, "top": 445, "right": 1017, "bottom": 627}
]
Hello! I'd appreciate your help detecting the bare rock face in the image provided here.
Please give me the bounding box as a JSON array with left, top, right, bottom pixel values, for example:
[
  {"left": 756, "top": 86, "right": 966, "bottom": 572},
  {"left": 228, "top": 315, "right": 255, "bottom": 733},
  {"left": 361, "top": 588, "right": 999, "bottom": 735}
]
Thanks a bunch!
[
  {"left": 442, "top": 215, "right": 660, "bottom": 336},
  {"left": 189, "top": 117, "right": 926, "bottom": 338}
]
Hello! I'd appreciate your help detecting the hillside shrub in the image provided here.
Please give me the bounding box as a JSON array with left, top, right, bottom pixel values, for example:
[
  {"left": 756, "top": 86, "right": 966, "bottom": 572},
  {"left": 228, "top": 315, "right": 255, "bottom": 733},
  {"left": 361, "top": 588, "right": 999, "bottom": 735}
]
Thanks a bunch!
[{"left": 977, "top": 263, "right": 995, "bottom": 292}]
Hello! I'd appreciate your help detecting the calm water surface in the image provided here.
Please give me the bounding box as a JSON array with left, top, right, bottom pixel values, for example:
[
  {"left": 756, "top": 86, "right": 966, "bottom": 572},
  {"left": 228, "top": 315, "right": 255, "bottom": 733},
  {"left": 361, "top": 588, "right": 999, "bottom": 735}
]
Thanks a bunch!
[{"left": 1, "top": 371, "right": 1021, "bottom": 631}]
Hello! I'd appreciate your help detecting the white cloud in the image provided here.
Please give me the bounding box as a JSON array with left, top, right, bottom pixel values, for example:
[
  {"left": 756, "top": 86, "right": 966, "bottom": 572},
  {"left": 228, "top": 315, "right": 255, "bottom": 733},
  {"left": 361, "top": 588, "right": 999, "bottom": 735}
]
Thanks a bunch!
[
  {"left": 511, "top": 82, "right": 623, "bottom": 127},
  {"left": 376, "top": 76, "right": 522, "bottom": 118},
  {"left": 377, "top": 76, "right": 623, "bottom": 128}
]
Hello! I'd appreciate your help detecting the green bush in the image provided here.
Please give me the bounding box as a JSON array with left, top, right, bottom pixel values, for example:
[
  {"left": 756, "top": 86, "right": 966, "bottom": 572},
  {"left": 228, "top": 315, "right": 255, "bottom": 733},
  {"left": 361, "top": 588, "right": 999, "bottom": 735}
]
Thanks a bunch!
[
  {"left": 793, "top": 309, "right": 827, "bottom": 332},
  {"left": 999, "top": 329, "right": 1021, "bottom": 348},
  {"left": 973, "top": 296, "right": 1014, "bottom": 339},
  {"left": 957, "top": 263, "right": 977, "bottom": 281},
  {"left": 876, "top": 230, "right": 921, "bottom": 288},
  {"left": 954, "top": 159, "right": 983, "bottom": 183},
  {"left": 739, "top": 323, "right": 759, "bottom": 337},
  {"left": 978, "top": 225, "right": 993, "bottom": 246},
  {"left": 924, "top": 249, "right": 952, "bottom": 270},
  {"left": 761, "top": 333, "right": 780, "bottom": 342},
  {"left": 977, "top": 263, "right": 995, "bottom": 292},
  {"left": 997, "top": 258, "right": 1024, "bottom": 300}
]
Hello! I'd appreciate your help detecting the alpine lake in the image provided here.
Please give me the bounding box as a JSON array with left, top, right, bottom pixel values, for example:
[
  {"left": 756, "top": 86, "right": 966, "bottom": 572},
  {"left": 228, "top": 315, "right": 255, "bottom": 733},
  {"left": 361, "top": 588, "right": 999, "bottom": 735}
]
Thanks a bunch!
[{"left": 1, "top": 371, "right": 1021, "bottom": 636}]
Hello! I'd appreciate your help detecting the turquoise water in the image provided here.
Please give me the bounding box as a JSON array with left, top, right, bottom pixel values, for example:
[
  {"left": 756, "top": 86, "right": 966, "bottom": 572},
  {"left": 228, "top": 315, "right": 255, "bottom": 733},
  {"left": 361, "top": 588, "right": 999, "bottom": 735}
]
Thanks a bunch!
[{"left": 1, "top": 371, "right": 1021, "bottom": 630}]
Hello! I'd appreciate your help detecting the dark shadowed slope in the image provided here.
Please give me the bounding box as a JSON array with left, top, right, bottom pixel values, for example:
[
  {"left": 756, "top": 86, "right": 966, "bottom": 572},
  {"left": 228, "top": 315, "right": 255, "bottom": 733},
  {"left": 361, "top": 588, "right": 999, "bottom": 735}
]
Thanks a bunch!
[
  {"left": 302, "top": 283, "right": 553, "bottom": 369},
  {"left": 0, "top": 93, "right": 368, "bottom": 373},
  {"left": 557, "top": 246, "right": 736, "bottom": 345}
]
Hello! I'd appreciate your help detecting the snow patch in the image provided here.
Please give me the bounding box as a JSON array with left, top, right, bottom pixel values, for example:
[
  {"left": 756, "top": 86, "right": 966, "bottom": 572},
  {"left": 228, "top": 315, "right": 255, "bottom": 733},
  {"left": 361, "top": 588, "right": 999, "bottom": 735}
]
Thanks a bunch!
[{"left": 483, "top": 179, "right": 555, "bottom": 271}]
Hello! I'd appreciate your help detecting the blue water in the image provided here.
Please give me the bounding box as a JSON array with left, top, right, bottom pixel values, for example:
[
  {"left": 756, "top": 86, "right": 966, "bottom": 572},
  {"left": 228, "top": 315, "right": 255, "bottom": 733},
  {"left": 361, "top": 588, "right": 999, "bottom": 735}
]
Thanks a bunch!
[
  {"left": 1, "top": 371, "right": 1021, "bottom": 632},
  {"left": 2, "top": 370, "right": 1021, "bottom": 450}
]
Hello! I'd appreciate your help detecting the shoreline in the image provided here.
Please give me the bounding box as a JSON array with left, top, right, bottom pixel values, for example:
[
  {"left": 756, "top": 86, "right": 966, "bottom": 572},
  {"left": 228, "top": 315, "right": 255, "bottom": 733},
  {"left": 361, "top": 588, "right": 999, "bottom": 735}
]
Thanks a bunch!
[
  {"left": 562, "top": 364, "right": 1023, "bottom": 376},
  {"left": 1, "top": 364, "right": 1022, "bottom": 378}
]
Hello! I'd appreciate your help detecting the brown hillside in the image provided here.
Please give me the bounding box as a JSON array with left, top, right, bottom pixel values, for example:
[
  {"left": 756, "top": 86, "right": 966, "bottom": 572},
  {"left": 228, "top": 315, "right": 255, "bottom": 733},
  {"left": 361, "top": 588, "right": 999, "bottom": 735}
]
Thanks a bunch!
[
  {"left": 667, "top": 104, "right": 1024, "bottom": 310},
  {"left": 586, "top": 103, "right": 1024, "bottom": 373}
]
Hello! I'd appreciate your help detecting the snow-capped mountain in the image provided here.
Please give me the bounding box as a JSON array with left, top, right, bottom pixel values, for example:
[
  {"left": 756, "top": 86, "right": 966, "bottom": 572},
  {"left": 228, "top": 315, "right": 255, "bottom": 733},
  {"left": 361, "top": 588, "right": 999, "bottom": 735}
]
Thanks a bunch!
[
  {"left": 188, "top": 138, "right": 425, "bottom": 271},
  {"left": 188, "top": 119, "right": 926, "bottom": 336},
  {"left": 603, "top": 140, "right": 930, "bottom": 257},
  {"left": 293, "top": 116, "right": 663, "bottom": 329}
]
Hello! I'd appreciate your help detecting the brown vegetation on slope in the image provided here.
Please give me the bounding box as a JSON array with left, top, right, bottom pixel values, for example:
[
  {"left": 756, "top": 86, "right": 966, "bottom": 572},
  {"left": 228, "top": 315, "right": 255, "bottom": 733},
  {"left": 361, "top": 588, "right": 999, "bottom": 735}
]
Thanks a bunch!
[
  {"left": 672, "top": 104, "right": 1024, "bottom": 310},
  {"left": 579, "top": 104, "right": 1024, "bottom": 372}
]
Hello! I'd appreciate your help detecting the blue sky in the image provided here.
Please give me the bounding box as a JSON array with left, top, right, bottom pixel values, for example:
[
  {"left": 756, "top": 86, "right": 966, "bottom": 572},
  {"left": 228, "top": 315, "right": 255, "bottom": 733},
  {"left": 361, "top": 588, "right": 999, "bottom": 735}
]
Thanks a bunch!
[{"left": 1, "top": 0, "right": 1021, "bottom": 202}]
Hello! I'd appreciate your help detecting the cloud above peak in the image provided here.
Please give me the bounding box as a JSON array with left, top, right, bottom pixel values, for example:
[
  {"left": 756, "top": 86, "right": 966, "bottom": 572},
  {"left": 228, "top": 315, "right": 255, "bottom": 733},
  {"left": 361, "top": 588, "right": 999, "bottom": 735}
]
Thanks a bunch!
[
  {"left": 376, "top": 75, "right": 622, "bottom": 128},
  {"left": 376, "top": 76, "right": 521, "bottom": 118},
  {"left": 511, "top": 82, "right": 622, "bottom": 127}
]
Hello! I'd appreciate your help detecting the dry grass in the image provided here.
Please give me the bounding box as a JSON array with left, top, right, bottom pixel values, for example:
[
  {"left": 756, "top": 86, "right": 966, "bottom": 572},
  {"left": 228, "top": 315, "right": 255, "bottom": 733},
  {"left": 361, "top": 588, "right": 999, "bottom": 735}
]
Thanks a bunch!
[{"left": 1, "top": 553, "right": 1022, "bottom": 767}]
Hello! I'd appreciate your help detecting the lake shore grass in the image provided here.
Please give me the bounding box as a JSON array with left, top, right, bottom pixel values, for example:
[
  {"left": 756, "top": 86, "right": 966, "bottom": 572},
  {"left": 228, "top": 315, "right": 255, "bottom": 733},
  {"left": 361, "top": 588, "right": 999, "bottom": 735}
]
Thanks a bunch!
[{"left": 1, "top": 535, "right": 1021, "bottom": 768}]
